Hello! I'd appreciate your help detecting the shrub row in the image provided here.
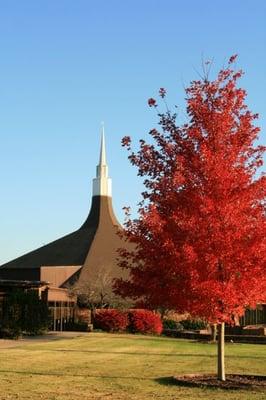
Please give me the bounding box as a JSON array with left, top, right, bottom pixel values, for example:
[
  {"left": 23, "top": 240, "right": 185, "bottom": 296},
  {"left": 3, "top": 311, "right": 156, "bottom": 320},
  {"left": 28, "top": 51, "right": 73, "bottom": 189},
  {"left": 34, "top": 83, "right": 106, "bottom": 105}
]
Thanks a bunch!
[
  {"left": 163, "top": 318, "right": 207, "bottom": 331},
  {"left": 94, "top": 309, "right": 163, "bottom": 335}
]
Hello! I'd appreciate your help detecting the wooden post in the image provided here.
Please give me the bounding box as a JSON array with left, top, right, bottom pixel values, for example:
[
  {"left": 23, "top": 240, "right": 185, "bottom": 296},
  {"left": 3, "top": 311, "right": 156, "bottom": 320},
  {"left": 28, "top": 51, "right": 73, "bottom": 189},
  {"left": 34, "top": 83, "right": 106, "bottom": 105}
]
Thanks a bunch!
[
  {"left": 60, "top": 302, "right": 63, "bottom": 332},
  {"left": 211, "top": 324, "right": 217, "bottom": 342},
  {"left": 217, "top": 322, "right": 225, "bottom": 381},
  {"left": 53, "top": 301, "right": 56, "bottom": 331}
]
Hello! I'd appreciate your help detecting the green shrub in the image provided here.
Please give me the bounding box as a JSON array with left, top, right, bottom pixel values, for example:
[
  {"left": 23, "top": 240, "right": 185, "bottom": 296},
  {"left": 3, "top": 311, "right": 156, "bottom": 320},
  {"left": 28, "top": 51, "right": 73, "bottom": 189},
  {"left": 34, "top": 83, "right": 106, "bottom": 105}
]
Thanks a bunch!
[
  {"left": 163, "top": 319, "right": 184, "bottom": 331},
  {"left": 180, "top": 319, "right": 207, "bottom": 330},
  {"left": 1, "top": 289, "right": 50, "bottom": 338},
  {"left": 64, "top": 321, "right": 88, "bottom": 332}
]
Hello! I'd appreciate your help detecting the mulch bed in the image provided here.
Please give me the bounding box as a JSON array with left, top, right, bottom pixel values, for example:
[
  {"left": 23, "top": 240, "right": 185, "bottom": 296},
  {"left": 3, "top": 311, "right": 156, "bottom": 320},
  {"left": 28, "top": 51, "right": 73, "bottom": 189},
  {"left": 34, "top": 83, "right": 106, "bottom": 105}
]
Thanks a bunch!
[{"left": 173, "top": 374, "right": 266, "bottom": 390}]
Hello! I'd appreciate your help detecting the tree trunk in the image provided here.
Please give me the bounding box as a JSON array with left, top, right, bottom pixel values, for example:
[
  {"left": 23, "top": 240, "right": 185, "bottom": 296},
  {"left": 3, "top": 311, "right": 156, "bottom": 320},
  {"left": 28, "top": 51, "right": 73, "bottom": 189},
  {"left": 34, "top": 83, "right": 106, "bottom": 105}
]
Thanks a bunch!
[{"left": 217, "top": 322, "right": 225, "bottom": 381}]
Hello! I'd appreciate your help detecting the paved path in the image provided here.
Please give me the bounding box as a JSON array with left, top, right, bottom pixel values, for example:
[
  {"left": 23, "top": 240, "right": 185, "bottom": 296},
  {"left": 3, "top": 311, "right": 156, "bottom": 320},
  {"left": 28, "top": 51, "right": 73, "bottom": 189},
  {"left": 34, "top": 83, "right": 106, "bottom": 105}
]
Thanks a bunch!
[{"left": 0, "top": 331, "right": 90, "bottom": 348}]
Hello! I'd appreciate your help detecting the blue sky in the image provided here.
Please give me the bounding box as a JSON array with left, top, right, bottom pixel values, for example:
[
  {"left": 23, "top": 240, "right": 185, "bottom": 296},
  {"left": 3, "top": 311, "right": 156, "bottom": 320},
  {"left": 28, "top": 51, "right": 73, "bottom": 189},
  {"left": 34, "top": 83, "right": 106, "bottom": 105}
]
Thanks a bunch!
[{"left": 0, "top": 0, "right": 265, "bottom": 264}]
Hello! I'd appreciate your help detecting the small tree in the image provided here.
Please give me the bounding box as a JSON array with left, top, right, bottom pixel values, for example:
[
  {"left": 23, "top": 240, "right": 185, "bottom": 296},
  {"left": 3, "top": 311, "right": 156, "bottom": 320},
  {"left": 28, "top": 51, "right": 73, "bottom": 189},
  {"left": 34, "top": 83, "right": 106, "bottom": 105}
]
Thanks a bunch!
[
  {"left": 115, "top": 56, "right": 266, "bottom": 380},
  {"left": 70, "top": 270, "right": 132, "bottom": 311}
]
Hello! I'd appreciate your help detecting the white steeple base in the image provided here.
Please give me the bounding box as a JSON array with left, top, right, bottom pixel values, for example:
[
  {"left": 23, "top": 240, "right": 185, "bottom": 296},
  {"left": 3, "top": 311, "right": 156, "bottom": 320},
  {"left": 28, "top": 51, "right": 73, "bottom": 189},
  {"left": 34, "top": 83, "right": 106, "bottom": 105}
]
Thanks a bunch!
[{"left": 93, "top": 177, "right": 112, "bottom": 197}]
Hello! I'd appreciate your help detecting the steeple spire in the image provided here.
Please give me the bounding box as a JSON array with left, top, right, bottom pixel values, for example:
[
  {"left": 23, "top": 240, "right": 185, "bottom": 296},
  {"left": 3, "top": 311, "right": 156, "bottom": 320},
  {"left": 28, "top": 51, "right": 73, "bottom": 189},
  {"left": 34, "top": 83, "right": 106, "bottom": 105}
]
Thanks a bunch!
[
  {"left": 93, "top": 124, "right": 112, "bottom": 197},
  {"left": 99, "top": 122, "right": 107, "bottom": 166}
]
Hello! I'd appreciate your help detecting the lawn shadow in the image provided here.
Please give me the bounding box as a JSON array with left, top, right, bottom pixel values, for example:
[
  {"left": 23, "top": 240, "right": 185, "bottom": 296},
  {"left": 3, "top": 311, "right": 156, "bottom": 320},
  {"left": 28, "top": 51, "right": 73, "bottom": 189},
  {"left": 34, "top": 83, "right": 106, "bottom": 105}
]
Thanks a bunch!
[
  {"left": 0, "top": 369, "right": 153, "bottom": 381},
  {"left": 155, "top": 376, "right": 178, "bottom": 386},
  {"left": 53, "top": 349, "right": 216, "bottom": 358},
  {"left": 29, "top": 348, "right": 265, "bottom": 360},
  {"left": 1, "top": 369, "right": 265, "bottom": 391}
]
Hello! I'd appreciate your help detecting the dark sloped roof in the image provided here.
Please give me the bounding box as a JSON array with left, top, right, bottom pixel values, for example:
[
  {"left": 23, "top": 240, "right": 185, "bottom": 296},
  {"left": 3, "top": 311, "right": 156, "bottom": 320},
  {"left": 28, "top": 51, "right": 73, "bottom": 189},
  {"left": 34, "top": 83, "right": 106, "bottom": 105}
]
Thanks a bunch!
[{"left": 0, "top": 196, "right": 102, "bottom": 271}]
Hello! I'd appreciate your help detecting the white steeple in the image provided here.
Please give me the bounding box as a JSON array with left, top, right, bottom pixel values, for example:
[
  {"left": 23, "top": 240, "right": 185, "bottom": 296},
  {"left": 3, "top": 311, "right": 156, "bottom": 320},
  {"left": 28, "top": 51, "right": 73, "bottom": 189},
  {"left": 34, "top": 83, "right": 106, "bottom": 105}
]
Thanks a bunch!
[
  {"left": 99, "top": 123, "right": 107, "bottom": 166},
  {"left": 93, "top": 124, "right": 112, "bottom": 197}
]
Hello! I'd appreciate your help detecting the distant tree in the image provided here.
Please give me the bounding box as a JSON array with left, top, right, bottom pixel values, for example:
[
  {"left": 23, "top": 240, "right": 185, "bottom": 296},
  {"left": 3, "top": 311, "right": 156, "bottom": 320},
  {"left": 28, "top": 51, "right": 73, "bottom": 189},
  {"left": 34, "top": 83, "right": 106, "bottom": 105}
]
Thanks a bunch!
[
  {"left": 114, "top": 56, "right": 266, "bottom": 381},
  {"left": 70, "top": 270, "right": 132, "bottom": 311}
]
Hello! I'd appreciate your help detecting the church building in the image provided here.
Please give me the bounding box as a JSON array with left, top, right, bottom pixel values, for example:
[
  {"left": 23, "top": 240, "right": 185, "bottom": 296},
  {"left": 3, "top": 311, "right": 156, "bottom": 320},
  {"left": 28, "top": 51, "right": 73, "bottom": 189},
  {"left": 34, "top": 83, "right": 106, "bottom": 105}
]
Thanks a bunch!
[{"left": 0, "top": 130, "right": 129, "bottom": 328}]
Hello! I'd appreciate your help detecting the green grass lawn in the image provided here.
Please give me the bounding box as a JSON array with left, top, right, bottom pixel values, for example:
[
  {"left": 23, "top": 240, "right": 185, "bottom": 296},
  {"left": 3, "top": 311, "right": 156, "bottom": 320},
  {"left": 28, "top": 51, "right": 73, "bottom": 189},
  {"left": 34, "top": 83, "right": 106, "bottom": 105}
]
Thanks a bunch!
[{"left": 0, "top": 332, "right": 265, "bottom": 400}]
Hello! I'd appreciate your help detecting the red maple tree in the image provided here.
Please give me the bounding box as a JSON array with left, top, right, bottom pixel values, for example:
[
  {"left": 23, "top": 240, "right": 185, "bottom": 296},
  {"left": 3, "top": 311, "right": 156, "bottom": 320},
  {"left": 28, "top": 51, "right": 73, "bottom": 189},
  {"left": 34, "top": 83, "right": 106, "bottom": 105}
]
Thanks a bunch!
[{"left": 114, "top": 56, "right": 266, "bottom": 380}]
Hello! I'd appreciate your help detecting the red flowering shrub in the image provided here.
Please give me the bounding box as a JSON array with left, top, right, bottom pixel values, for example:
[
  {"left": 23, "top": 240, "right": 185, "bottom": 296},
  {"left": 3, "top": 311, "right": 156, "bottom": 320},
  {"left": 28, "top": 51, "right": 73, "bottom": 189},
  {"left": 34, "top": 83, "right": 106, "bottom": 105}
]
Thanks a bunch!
[
  {"left": 93, "top": 309, "right": 162, "bottom": 335},
  {"left": 94, "top": 309, "right": 128, "bottom": 332},
  {"left": 128, "top": 309, "right": 163, "bottom": 335}
]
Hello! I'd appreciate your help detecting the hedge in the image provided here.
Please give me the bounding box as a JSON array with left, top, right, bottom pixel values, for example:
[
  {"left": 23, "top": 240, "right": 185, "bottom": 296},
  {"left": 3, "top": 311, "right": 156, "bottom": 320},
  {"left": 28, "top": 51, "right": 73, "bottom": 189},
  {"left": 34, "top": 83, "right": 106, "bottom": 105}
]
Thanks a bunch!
[
  {"left": 93, "top": 309, "right": 162, "bottom": 335},
  {"left": 128, "top": 309, "right": 163, "bottom": 334},
  {"left": 94, "top": 309, "right": 128, "bottom": 332}
]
